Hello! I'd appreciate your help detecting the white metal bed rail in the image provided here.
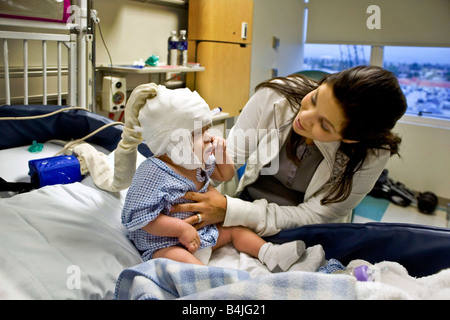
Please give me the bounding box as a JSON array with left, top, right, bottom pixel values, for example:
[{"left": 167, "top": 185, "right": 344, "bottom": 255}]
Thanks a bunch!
[{"left": 1, "top": 30, "right": 77, "bottom": 107}]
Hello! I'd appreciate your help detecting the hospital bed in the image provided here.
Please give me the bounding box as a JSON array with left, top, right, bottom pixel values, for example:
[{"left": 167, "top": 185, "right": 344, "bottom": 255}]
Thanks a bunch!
[
  {"left": 3, "top": 106, "right": 450, "bottom": 300},
  {"left": 1, "top": 7, "right": 450, "bottom": 301}
]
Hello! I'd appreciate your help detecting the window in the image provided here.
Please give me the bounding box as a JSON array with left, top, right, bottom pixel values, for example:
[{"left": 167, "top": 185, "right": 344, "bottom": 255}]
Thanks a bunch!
[
  {"left": 303, "top": 44, "right": 450, "bottom": 123},
  {"left": 303, "top": 43, "right": 371, "bottom": 73},
  {"left": 383, "top": 46, "right": 450, "bottom": 120}
]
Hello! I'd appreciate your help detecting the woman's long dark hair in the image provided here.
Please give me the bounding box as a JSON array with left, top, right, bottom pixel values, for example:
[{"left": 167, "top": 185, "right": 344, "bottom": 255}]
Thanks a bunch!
[{"left": 256, "top": 66, "right": 407, "bottom": 205}]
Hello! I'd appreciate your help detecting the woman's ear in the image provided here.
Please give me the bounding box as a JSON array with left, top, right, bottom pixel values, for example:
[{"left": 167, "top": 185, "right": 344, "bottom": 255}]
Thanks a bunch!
[{"left": 341, "top": 138, "right": 359, "bottom": 144}]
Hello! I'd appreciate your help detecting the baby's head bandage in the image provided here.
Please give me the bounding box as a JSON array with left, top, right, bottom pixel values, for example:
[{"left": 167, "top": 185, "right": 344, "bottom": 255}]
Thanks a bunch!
[{"left": 138, "top": 85, "right": 212, "bottom": 169}]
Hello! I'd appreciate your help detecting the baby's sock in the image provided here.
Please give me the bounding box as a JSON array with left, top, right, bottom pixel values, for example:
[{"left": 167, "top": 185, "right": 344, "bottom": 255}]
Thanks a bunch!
[{"left": 258, "top": 241, "right": 306, "bottom": 272}]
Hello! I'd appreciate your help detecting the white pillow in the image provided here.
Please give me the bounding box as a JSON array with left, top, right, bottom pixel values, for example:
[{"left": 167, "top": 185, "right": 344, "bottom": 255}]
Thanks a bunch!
[
  {"left": 0, "top": 147, "right": 147, "bottom": 299},
  {"left": 0, "top": 182, "right": 143, "bottom": 300}
]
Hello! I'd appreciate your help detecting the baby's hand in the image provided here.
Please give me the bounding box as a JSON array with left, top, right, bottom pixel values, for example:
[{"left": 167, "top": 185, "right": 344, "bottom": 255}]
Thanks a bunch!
[
  {"left": 178, "top": 223, "right": 201, "bottom": 253},
  {"left": 211, "top": 136, "right": 227, "bottom": 164},
  {"left": 212, "top": 136, "right": 226, "bottom": 153}
]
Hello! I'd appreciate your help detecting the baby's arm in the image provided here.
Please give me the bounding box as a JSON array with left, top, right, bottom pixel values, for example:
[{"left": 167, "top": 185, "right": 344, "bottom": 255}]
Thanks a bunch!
[
  {"left": 142, "top": 214, "right": 200, "bottom": 253},
  {"left": 210, "top": 136, "right": 235, "bottom": 181}
]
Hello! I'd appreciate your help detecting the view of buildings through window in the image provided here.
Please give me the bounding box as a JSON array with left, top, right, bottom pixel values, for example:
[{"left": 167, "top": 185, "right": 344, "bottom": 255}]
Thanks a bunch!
[{"left": 303, "top": 44, "right": 450, "bottom": 120}]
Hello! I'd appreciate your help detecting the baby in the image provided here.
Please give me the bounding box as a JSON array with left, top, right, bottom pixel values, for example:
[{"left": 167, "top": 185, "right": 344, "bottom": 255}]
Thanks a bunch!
[{"left": 122, "top": 85, "right": 303, "bottom": 271}]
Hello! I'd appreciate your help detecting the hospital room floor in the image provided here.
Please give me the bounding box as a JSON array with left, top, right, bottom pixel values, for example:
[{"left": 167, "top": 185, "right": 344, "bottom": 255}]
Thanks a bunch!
[{"left": 352, "top": 195, "right": 449, "bottom": 229}]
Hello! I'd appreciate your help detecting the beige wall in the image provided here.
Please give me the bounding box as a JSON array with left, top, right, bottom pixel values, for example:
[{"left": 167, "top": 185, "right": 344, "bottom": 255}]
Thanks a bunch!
[
  {"left": 93, "top": 0, "right": 188, "bottom": 99},
  {"left": 249, "top": 0, "right": 305, "bottom": 95},
  {"left": 387, "top": 122, "right": 450, "bottom": 199},
  {"left": 94, "top": 0, "right": 187, "bottom": 67}
]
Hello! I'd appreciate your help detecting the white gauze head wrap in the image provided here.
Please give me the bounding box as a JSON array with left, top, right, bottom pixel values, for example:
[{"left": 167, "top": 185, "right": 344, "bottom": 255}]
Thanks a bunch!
[{"left": 138, "top": 85, "right": 212, "bottom": 170}]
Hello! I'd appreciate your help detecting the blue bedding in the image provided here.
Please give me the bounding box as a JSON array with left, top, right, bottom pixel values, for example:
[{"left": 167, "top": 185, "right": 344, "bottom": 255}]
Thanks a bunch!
[{"left": 265, "top": 222, "right": 450, "bottom": 278}]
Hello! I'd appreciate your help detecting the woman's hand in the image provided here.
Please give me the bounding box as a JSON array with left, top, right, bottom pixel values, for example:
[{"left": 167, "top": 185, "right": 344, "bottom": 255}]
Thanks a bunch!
[{"left": 173, "top": 185, "right": 227, "bottom": 229}]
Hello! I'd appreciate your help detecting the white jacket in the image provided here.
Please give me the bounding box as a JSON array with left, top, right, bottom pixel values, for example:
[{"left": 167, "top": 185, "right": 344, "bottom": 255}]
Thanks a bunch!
[{"left": 223, "top": 87, "right": 389, "bottom": 236}]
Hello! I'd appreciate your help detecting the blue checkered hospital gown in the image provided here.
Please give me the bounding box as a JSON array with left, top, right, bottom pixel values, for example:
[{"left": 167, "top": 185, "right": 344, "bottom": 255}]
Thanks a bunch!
[{"left": 122, "top": 157, "right": 219, "bottom": 261}]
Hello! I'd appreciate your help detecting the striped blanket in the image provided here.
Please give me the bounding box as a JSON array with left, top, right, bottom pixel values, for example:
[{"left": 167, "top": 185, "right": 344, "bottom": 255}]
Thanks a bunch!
[{"left": 114, "top": 258, "right": 356, "bottom": 300}]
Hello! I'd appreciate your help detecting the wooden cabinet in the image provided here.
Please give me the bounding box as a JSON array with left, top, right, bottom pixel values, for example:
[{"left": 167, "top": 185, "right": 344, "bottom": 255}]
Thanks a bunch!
[
  {"left": 187, "top": 0, "right": 254, "bottom": 117},
  {"left": 188, "top": 0, "right": 253, "bottom": 44},
  {"left": 193, "top": 41, "right": 251, "bottom": 116}
]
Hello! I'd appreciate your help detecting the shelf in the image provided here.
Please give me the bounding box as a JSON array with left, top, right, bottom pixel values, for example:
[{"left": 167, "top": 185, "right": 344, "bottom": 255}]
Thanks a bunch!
[
  {"left": 96, "top": 65, "right": 205, "bottom": 75},
  {"left": 212, "top": 112, "right": 230, "bottom": 122},
  {"left": 130, "top": 0, "right": 188, "bottom": 9}
]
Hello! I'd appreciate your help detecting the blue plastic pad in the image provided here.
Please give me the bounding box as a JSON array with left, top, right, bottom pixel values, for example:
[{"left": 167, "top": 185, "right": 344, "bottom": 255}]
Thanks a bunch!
[{"left": 28, "top": 155, "right": 82, "bottom": 187}]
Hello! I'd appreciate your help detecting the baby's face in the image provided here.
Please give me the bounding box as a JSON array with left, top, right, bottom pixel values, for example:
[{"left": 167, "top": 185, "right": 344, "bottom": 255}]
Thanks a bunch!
[{"left": 193, "top": 127, "right": 213, "bottom": 164}]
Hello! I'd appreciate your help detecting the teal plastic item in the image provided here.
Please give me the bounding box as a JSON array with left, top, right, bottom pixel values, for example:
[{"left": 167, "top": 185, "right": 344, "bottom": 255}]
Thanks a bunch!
[
  {"left": 28, "top": 140, "right": 44, "bottom": 153},
  {"left": 28, "top": 155, "right": 82, "bottom": 187},
  {"left": 145, "top": 55, "right": 159, "bottom": 67}
]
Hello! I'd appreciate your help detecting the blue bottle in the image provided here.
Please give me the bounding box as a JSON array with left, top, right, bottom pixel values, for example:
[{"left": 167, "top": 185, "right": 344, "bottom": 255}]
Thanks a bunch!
[
  {"left": 178, "top": 30, "right": 188, "bottom": 67},
  {"left": 168, "top": 30, "right": 178, "bottom": 66}
]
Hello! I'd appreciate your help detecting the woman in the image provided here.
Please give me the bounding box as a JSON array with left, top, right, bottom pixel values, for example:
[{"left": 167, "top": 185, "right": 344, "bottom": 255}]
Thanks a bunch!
[{"left": 174, "top": 66, "right": 407, "bottom": 237}]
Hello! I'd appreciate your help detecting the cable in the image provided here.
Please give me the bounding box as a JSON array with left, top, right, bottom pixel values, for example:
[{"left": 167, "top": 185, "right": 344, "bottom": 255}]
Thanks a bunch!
[
  {"left": 96, "top": 17, "right": 114, "bottom": 96},
  {"left": 0, "top": 106, "right": 88, "bottom": 121},
  {"left": 54, "top": 121, "right": 123, "bottom": 156},
  {"left": 0, "top": 105, "right": 124, "bottom": 156},
  {"left": 96, "top": 19, "right": 113, "bottom": 71}
]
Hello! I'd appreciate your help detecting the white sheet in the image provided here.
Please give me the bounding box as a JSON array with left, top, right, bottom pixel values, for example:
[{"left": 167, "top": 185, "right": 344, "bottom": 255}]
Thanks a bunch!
[
  {"left": 0, "top": 182, "right": 143, "bottom": 299},
  {"left": 0, "top": 144, "right": 144, "bottom": 299}
]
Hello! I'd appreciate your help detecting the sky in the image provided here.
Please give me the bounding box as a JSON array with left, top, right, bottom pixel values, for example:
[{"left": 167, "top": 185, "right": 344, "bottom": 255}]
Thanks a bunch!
[{"left": 304, "top": 44, "right": 450, "bottom": 65}]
